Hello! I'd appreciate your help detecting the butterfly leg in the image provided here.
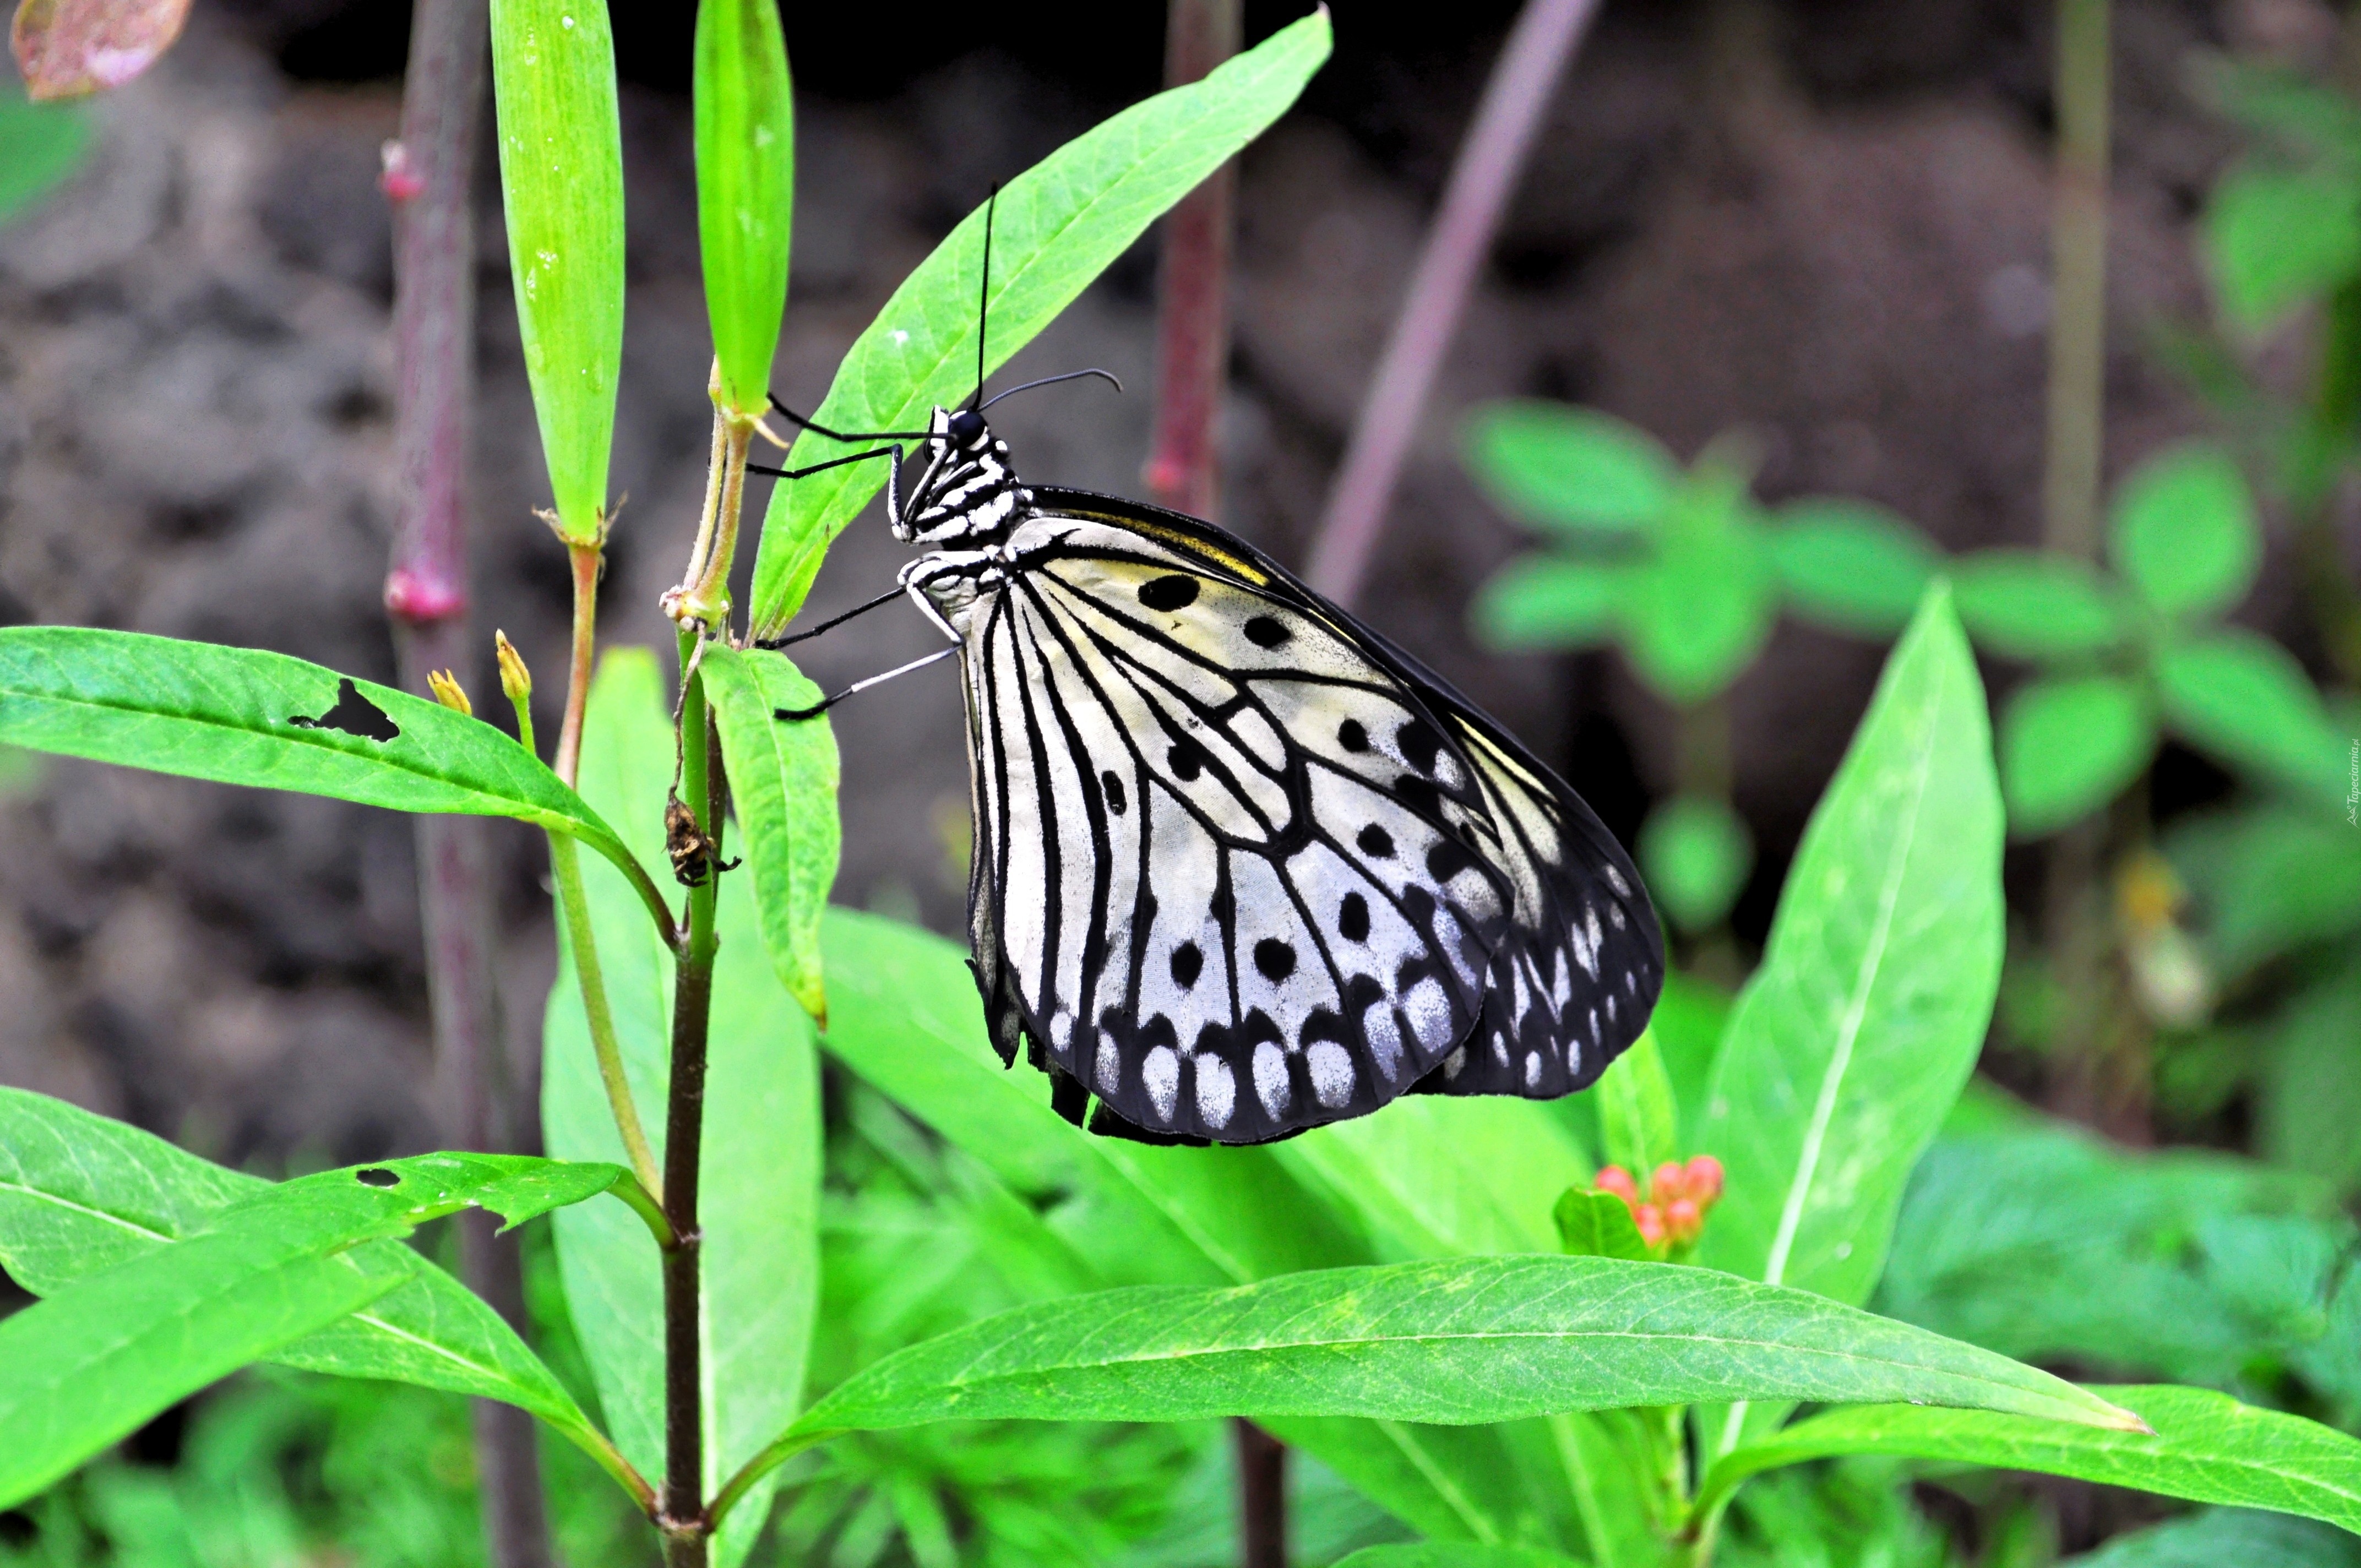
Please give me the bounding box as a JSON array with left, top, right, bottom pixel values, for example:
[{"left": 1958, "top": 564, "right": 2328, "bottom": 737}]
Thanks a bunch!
[
  {"left": 746, "top": 446, "right": 900, "bottom": 484},
  {"left": 773, "top": 645, "right": 959, "bottom": 721},
  {"left": 750, "top": 585, "right": 907, "bottom": 650}
]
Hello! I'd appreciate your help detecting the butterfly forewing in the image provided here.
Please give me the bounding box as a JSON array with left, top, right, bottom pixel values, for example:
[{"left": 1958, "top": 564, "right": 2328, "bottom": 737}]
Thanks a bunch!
[{"left": 962, "top": 515, "right": 1516, "bottom": 1141}]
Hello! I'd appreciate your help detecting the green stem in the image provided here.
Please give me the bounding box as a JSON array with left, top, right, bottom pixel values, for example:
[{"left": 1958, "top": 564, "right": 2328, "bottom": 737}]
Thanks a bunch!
[
  {"left": 550, "top": 830, "right": 666, "bottom": 1204},
  {"left": 2043, "top": 0, "right": 2110, "bottom": 563},
  {"left": 660, "top": 631, "right": 722, "bottom": 1565}
]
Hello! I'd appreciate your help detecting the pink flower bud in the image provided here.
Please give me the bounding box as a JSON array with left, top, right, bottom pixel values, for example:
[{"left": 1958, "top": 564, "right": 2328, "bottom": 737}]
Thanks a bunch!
[
  {"left": 1664, "top": 1197, "right": 1701, "bottom": 1243},
  {"left": 1634, "top": 1204, "right": 1666, "bottom": 1248},
  {"left": 379, "top": 139, "right": 426, "bottom": 203},
  {"left": 1595, "top": 1165, "right": 1639, "bottom": 1205},
  {"left": 1684, "top": 1155, "right": 1724, "bottom": 1206},
  {"left": 1652, "top": 1161, "right": 1687, "bottom": 1202}
]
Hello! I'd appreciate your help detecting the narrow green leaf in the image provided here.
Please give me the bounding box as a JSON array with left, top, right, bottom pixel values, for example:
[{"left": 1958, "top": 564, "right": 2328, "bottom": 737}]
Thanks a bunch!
[
  {"left": 1595, "top": 1032, "right": 1678, "bottom": 1181},
  {"left": 1334, "top": 1545, "right": 1588, "bottom": 1568},
  {"left": 1951, "top": 551, "right": 2128, "bottom": 660},
  {"left": 1552, "top": 1190, "right": 1652, "bottom": 1262},
  {"left": 1472, "top": 556, "right": 1627, "bottom": 652},
  {"left": 0, "top": 627, "right": 662, "bottom": 925},
  {"left": 693, "top": 0, "right": 794, "bottom": 417},
  {"left": 1699, "top": 1386, "right": 2361, "bottom": 1534},
  {"left": 2109, "top": 444, "right": 2260, "bottom": 620},
  {"left": 1768, "top": 499, "right": 1943, "bottom": 638},
  {"left": 0, "top": 1088, "right": 623, "bottom": 1488},
  {"left": 490, "top": 0, "right": 624, "bottom": 542},
  {"left": 1462, "top": 401, "right": 1674, "bottom": 538},
  {"left": 2156, "top": 628, "right": 2345, "bottom": 804},
  {"left": 748, "top": 9, "right": 1332, "bottom": 633},
  {"left": 0, "top": 1148, "right": 625, "bottom": 1509},
  {"left": 540, "top": 650, "right": 829, "bottom": 1567},
  {"left": 0, "top": 78, "right": 89, "bottom": 225},
  {"left": 1998, "top": 674, "right": 2156, "bottom": 837},
  {"left": 1637, "top": 793, "right": 1753, "bottom": 934},
  {"left": 785, "top": 1256, "right": 2141, "bottom": 1444},
  {"left": 1699, "top": 586, "right": 2004, "bottom": 1310},
  {"left": 703, "top": 644, "right": 840, "bottom": 1021},
  {"left": 2206, "top": 164, "right": 2361, "bottom": 334}
]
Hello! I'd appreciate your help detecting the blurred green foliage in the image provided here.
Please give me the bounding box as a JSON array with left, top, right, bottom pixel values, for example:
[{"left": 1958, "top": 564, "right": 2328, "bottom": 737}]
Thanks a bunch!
[{"left": 0, "top": 75, "right": 88, "bottom": 227}]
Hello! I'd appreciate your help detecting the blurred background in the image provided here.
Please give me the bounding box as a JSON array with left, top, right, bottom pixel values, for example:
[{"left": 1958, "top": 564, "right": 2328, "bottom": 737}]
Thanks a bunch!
[{"left": 1, "top": 0, "right": 2357, "bottom": 1563}]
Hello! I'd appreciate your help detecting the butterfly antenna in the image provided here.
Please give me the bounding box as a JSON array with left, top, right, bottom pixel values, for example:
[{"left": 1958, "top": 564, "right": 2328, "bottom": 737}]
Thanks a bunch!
[{"left": 969, "top": 182, "right": 998, "bottom": 412}]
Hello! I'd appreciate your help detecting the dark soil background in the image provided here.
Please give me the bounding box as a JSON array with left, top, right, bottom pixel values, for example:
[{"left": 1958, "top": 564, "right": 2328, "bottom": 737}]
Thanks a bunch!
[{"left": 0, "top": 0, "right": 2322, "bottom": 1168}]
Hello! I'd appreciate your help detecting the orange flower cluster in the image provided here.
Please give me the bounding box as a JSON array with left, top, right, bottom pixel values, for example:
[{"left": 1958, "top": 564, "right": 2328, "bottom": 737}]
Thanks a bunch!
[{"left": 1593, "top": 1155, "right": 1724, "bottom": 1250}]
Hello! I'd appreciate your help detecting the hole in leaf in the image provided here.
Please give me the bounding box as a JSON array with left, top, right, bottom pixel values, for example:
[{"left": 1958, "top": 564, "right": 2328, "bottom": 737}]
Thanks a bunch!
[
  {"left": 289, "top": 678, "right": 399, "bottom": 742},
  {"left": 355, "top": 1167, "right": 400, "bottom": 1188}
]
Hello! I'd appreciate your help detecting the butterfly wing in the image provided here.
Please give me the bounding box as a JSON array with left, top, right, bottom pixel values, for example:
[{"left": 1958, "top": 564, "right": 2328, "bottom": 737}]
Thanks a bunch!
[{"left": 957, "top": 506, "right": 1516, "bottom": 1143}]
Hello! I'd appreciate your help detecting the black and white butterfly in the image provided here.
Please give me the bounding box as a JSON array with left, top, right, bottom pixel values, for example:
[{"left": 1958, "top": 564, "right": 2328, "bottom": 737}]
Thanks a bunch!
[{"left": 754, "top": 243, "right": 1660, "bottom": 1148}]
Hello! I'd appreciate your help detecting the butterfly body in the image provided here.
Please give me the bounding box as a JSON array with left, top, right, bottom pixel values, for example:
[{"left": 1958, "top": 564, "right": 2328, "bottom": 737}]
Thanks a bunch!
[{"left": 840, "top": 404, "right": 1663, "bottom": 1144}]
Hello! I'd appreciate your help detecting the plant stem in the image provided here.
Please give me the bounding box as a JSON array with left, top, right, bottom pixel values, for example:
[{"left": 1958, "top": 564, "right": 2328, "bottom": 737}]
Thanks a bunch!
[
  {"left": 683, "top": 415, "right": 757, "bottom": 627},
  {"left": 1144, "top": 0, "right": 1241, "bottom": 519},
  {"left": 661, "top": 635, "right": 723, "bottom": 1565},
  {"left": 1234, "top": 1418, "right": 1288, "bottom": 1568},
  {"left": 550, "top": 829, "right": 665, "bottom": 1201},
  {"left": 382, "top": 0, "right": 552, "bottom": 1561},
  {"left": 2292, "top": 277, "right": 2361, "bottom": 684},
  {"left": 2043, "top": 0, "right": 2109, "bottom": 563},
  {"left": 1302, "top": 0, "right": 1603, "bottom": 608},
  {"left": 556, "top": 540, "right": 605, "bottom": 788}
]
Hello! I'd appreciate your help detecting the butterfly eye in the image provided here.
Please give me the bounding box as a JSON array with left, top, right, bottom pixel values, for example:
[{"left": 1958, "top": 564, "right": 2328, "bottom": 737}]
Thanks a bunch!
[{"left": 947, "top": 408, "right": 986, "bottom": 447}]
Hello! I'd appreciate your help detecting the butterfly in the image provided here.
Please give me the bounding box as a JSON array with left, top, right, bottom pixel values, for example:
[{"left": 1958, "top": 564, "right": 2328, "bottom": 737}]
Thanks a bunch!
[{"left": 754, "top": 224, "right": 1661, "bottom": 1147}]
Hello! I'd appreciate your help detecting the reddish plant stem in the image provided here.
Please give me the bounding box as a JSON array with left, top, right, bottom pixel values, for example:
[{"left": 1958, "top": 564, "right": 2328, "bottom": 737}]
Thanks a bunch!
[
  {"left": 1143, "top": 0, "right": 1241, "bottom": 518},
  {"left": 1302, "top": 0, "right": 1602, "bottom": 609},
  {"left": 383, "top": 1, "right": 553, "bottom": 1566},
  {"left": 556, "top": 541, "right": 602, "bottom": 787},
  {"left": 1234, "top": 1418, "right": 1288, "bottom": 1568}
]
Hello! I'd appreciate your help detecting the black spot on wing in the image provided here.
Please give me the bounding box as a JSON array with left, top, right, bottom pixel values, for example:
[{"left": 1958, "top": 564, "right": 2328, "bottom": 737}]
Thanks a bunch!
[
  {"left": 1102, "top": 770, "right": 1127, "bottom": 815},
  {"left": 1244, "top": 615, "right": 1291, "bottom": 649},
  {"left": 1253, "top": 938, "right": 1297, "bottom": 982},
  {"left": 1170, "top": 941, "right": 1203, "bottom": 989},
  {"left": 1138, "top": 574, "right": 1199, "bottom": 611}
]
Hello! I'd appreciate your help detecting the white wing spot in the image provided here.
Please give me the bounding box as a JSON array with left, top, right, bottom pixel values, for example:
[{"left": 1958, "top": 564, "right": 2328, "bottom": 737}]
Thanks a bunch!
[
  {"left": 1609, "top": 903, "right": 1628, "bottom": 930},
  {"left": 1194, "top": 1053, "right": 1236, "bottom": 1129},
  {"left": 1143, "top": 1046, "right": 1180, "bottom": 1123},
  {"left": 1404, "top": 977, "right": 1454, "bottom": 1052},
  {"left": 1524, "top": 1052, "right": 1542, "bottom": 1088},
  {"left": 1307, "top": 1041, "right": 1354, "bottom": 1108},
  {"left": 1362, "top": 1007, "right": 1404, "bottom": 1082},
  {"left": 1253, "top": 1042, "right": 1291, "bottom": 1118},
  {"left": 1605, "top": 864, "right": 1630, "bottom": 897},
  {"left": 1096, "top": 1036, "right": 1123, "bottom": 1096}
]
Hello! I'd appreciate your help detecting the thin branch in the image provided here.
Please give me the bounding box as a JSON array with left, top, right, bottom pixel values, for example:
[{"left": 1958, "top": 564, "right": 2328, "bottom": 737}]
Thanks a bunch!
[
  {"left": 1301, "top": 0, "right": 1602, "bottom": 609},
  {"left": 1143, "top": 0, "right": 1241, "bottom": 519},
  {"left": 2042, "top": 0, "right": 2110, "bottom": 563},
  {"left": 550, "top": 829, "right": 666, "bottom": 1202},
  {"left": 382, "top": 0, "right": 553, "bottom": 1563}
]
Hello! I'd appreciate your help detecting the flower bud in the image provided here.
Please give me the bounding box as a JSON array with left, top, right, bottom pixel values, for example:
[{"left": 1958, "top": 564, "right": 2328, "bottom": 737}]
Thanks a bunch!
[
  {"left": 1652, "top": 1161, "right": 1688, "bottom": 1202},
  {"left": 1663, "top": 1198, "right": 1702, "bottom": 1243},
  {"left": 426, "top": 669, "right": 471, "bottom": 716},
  {"left": 495, "top": 630, "right": 532, "bottom": 706},
  {"left": 1633, "top": 1204, "right": 1666, "bottom": 1248},
  {"left": 1684, "top": 1155, "right": 1724, "bottom": 1206},
  {"left": 1594, "top": 1166, "right": 1639, "bottom": 1204}
]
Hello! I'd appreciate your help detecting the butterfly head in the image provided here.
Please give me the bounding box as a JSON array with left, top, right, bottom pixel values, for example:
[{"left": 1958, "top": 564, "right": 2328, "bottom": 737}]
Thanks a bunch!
[{"left": 894, "top": 403, "right": 1027, "bottom": 546}]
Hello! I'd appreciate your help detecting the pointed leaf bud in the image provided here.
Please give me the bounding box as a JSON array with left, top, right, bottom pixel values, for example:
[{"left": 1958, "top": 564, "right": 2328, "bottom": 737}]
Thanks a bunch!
[{"left": 496, "top": 629, "right": 532, "bottom": 705}]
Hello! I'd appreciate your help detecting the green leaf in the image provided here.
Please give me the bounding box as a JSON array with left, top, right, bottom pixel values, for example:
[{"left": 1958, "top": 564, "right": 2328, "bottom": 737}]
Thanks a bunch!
[
  {"left": 1618, "top": 522, "right": 1775, "bottom": 705},
  {"left": 2156, "top": 628, "right": 2344, "bottom": 804},
  {"left": 0, "top": 627, "right": 662, "bottom": 927},
  {"left": 1552, "top": 1190, "right": 1652, "bottom": 1262},
  {"left": 1461, "top": 401, "right": 1675, "bottom": 538},
  {"left": 0, "top": 1088, "right": 624, "bottom": 1488},
  {"left": 1595, "top": 1032, "right": 1678, "bottom": 1182},
  {"left": 1638, "top": 794, "right": 1753, "bottom": 933},
  {"left": 490, "top": 0, "right": 624, "bottom": 542},
  {"left": 784, "top": 1256, "right": 2141, "bottom": 1445},
  {"left": 2259, "top": 967, "right": 2361, "bottom": 1196},
  {"left": 1767, "top": 499, "right": 1943, "bottom": 637},
  {"left": 1699, "top": 586, "right": 2003, "bottom": 1315},
  {"left": 747, "top": 10, "right": 1331, "bottom": 633},
  {"left": 693, "top": 0, "right": 794, "bottom": 417},
  {"left": 2108, "top": 445, "right": 2260, "bottom": 620},
  {"left": 703, "top": 645, "right": 840, "bottom": 1021},
  {"left": 1998, "top": 674, "right": 2156, "bottom": 836},
  {"left": 0, "top": 78, "right": 89, "bottom": 225},
  {"left": 2064, "top": 1508, "right": 2361, "bottom": 1568},
  {"left": 1653, "top": 970, "right": 1733, "bottom": 1152},
  {"left": 1699, "top": 1386, "right": 2361, "bottom": 1536},
  {"left": 0, "top": 1149, "right": 625, "bottom": 1509},
  {"left": 1951, "top": 551, "right": 2128, "bottom": 660},
  {"left": 1471, "top": 556, "right": 1626, "bottom": 652},
  {"left": 2164, "top": 803, "right": 2361, "bottom": 975},
  {"left": 1258, "top": 1415, "right": 1581, "bottom": 1553},
  {"left": 1334, "top": 1546, "right": 1588, "bottom": 1568},
  {"left": 540, "top": 650, "right": 828, "bottom": 1567},
  {"left": 2206, "top": 165, "right": 2361, "bottom": 334}
]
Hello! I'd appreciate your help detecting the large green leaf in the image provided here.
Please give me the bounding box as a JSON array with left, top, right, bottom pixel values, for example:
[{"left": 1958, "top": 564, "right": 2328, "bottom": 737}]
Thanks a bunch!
[
  {"left": 489, "top": 0, "right": 625, "bottom": 542},
  {"left": 702, "top": 645, "right": 839, "bottom": 1022},
  {"left": 1697, "top": 1385, "right": 2361, "bottom": 1535},
  {"left": 693, "top": 0, "right": 795, "bottom": 417},
  {"left": 779, "top": 1256, "right": 2136, "bottom": 1448},
  {"left": 0, "top": 627, "right": 665, "bottom": 929},
  {"left": 1698, "top": 589, "right": 2003, "bottom": 1445},
  {"left": 1462, "top": 401, "right": 1674, "bottom": 538},
  {"left": 0, "top": 1150, "right": 625, "bottom": 1509},
  {"left": 1998, "top": 673, "right": 2155, "bottom": 837},
  {"left": 747, "top": 10, "right": 1331, "bottom": 633},
  {"left": 2108, "top": 444, "right": 2259, "bottom": 620},
  {"left": 0, "top": 1089, "right": 623, "bottom": 1487},
  {"left": 541, "top": 649, "right": 824, "bottom": 1567}
]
